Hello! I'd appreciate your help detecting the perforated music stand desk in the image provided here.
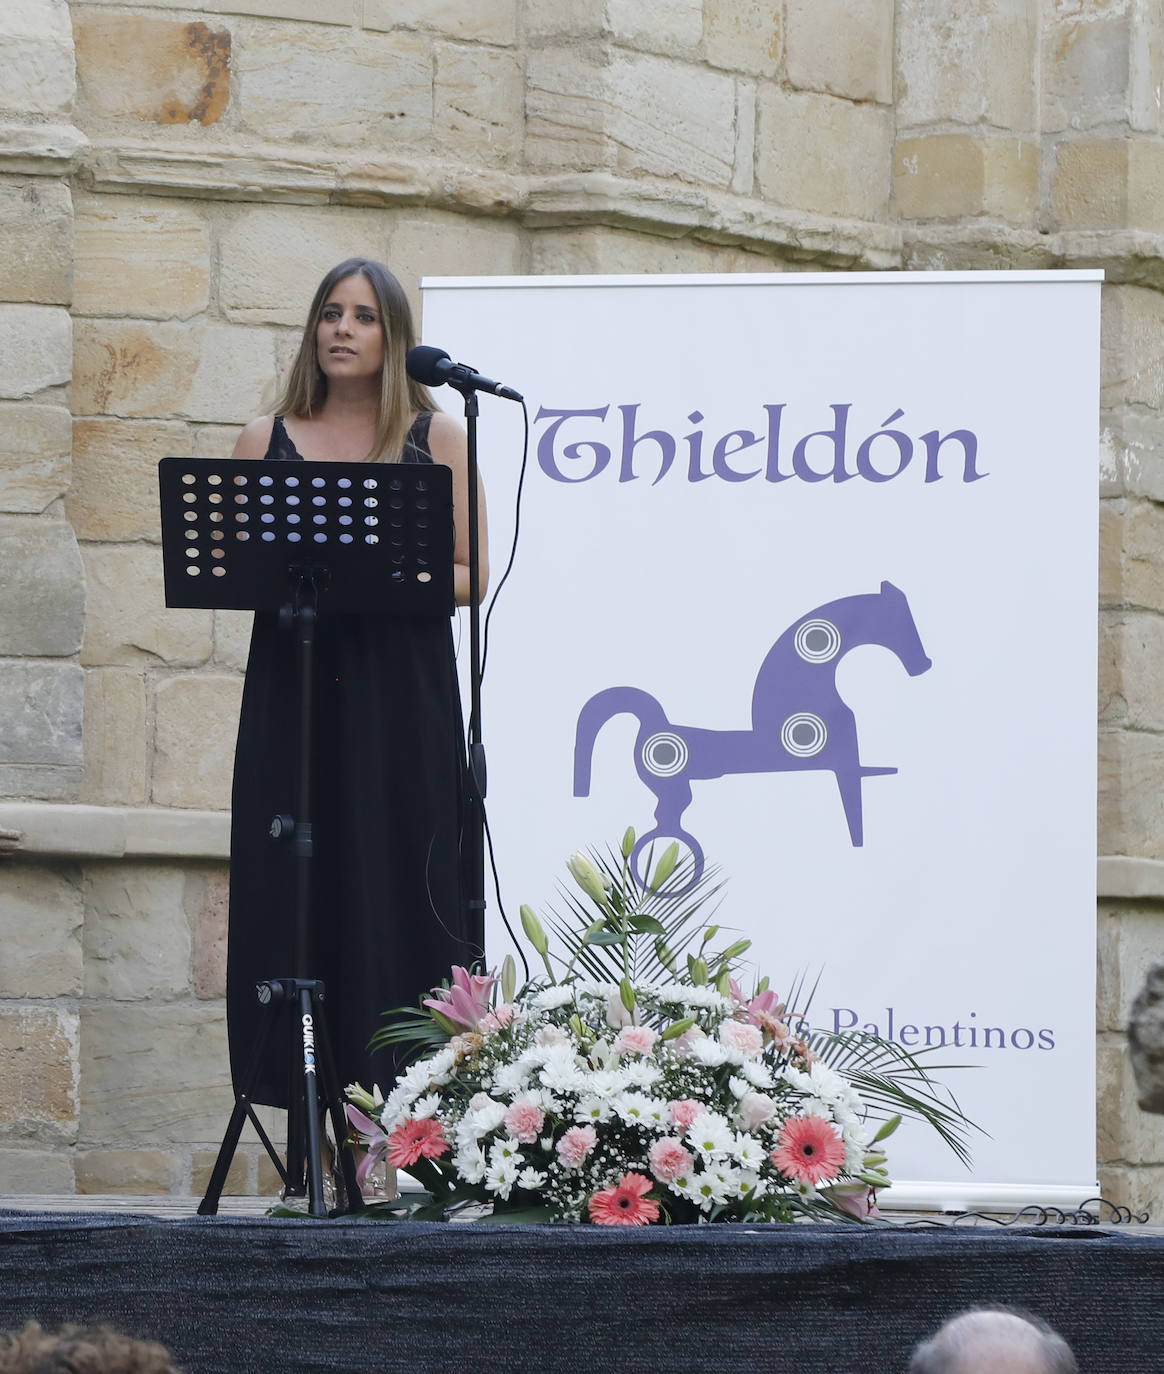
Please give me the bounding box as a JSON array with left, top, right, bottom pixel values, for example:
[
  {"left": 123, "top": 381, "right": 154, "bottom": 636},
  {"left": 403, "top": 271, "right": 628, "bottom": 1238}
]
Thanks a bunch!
[
  {"left": 159, "top": 456, "right": 453, "bottom": 615},
  {"left": 159, "top": 455, "right": 454, "bottom": 1216}
]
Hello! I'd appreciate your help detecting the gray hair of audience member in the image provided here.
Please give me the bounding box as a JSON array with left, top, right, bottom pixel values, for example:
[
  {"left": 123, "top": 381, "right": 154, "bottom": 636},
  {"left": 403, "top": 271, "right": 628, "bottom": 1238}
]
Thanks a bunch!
[{"left": 908, "top": 1306, "right": 1078, "bottom": 1373}]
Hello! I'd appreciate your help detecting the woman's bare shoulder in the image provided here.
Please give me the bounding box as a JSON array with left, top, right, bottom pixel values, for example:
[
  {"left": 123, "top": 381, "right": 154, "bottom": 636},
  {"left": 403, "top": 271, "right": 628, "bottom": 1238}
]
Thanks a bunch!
[
  {"left": 232, "top": 415, "right": 276, "bottom": 459},
  {"left": 424, "top": 408, "right": 466, "bottom": 464}
]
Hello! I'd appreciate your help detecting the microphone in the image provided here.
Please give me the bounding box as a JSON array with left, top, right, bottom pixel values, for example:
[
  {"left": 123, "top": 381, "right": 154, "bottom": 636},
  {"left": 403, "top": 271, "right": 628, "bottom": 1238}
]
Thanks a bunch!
[{"left": 406, "top": 345, "right": 523, "bottom": 402}]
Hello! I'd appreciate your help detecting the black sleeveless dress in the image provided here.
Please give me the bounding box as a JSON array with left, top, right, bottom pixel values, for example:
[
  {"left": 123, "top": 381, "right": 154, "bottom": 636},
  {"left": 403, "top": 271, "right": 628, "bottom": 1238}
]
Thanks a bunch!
[{"left": 226, "top": 412, "right": 478, "bottom": 1107}]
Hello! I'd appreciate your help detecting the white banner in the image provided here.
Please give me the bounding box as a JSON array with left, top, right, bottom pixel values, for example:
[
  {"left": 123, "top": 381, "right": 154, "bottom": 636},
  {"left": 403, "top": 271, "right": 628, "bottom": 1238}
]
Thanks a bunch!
[{"left": 422, "top": 271, "right": 1101, "bottom": 1208}]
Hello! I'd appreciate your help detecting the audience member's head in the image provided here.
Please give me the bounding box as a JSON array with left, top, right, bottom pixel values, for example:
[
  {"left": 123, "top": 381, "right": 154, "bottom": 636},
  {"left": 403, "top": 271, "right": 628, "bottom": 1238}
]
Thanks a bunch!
[
  {"left": 908, "top": 1306, "right": 1078, "bottom": 1374},
  {"left": 0, "top": 1320, "right": 179, "bottom": 1373}
]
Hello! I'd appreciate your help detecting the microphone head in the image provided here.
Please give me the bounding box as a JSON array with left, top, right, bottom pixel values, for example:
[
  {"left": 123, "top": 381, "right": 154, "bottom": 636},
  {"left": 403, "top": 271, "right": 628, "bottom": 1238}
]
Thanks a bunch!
[{"left": 406, "top": 345, "right": 452, "bottom": 386}]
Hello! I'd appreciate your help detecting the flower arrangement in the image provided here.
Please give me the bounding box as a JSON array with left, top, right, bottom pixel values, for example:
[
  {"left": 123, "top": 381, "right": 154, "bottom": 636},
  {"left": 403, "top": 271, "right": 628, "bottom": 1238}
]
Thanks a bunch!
[{"left": 346, "top": 833, "right": 971, "bottom": 1225}]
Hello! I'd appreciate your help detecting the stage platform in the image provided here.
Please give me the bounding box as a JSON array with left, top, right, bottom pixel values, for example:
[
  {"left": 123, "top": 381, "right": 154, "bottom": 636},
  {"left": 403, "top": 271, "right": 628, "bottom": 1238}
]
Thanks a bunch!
[{"left": 1, "top": 1198, "right": 1160, "bottom": 1373}]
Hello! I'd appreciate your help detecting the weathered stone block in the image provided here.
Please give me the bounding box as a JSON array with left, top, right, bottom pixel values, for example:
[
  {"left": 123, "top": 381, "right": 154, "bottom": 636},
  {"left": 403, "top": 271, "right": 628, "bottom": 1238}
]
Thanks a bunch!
[
  {"left": 434, "top": 44, "right": 524, "bottom": 164},
  {"left": 0, "top": 305, "right": 71, "bottom": 399},
  {"left": 67, "top": 418, "right": 189, "bottom": 542},
  {"left": 1099, "top": 500, "right": 1123, "bottom": 605},
  {"left": 0, "top": 662, "right": 83, "bottom": 768},
  {"left": 83, "top": 864, "right": 191, "bottom": 1000},
  {"left": 704, "top": 0, "right": 780, "bottom": 77},
  {"left": 364, "top": 0, "right": 516, "bottom": 44},
  {"left": 1051, "top": 138, "right": 1164, "bottom": 233},
  {"left": 1121, "top": 499, "right": 1164, "bottom": 612},
  {"left": 894, "top": 135, "right": 1037, "bottom": 225},
  {"left": 74, "top": 196, "right": 210, "bottom": 321},
  {"left": 526, "top": 225, "right": 776, "bottom": 275},
  {"left": 0, "top": 0, "right": 76, "bottom": 119},
  {"left": 1103, "top": 409, "right": 1164, "bottom": 504},
  {"left": 80, "top": 542, "right": 212, "bottom": 668},
  {"left": 214, "top": 610, "right": 253, "bottom": 673},
  {"left": 1098, "top": 1039, "right": 1164, "bottom": 1162},
  {"left": 1099, "top": 727, "right": 1164, "bottom": 858},
  {"left": 1101, "top": 287, "right": 1164, "bottom": 412},
  {"left": 236, "top": 24, "right": 430, "bottom": 149},
  {"left": 1100, "top": 911, "right": 1164, "bottom": 1034},
  {"left": 606, "top": 52, "right": 738, "bottom": 186},
  {"left": 219, "top": 206, "right": 389, "bottom": 327},
  {"left": 607, "top": 0, "right": 702, "bottom": 55},
  {"left": 1130, "top": 3, "right": 1164, "bottom": 135},
  {"left": 0, "top": 1147, "right": 74, "bottom": 1194},
  {"left": 152, "top": 675, "right": 243, "bottom": 810},
  {"left": 76, "top": 1148, "right": 173, "bottom": 1194},
  {"left": 896, "top": 0, "right": 1036, "bottom": 132},
  {"left": 1096, "top": 1163, "right": 1164, "bottom": 1219},
  {"left": 0, "top": 862, "right": 83, "bottom": 998},
  {"left": 786, "top": 0, "right": 892, "bottom": 104},
  {"left": 0, "top": 518, "right": 84, "bottom": 655},
  {"left": 1042, "top": 5, "right": 1133, "bottom": 133},
  {"left": 191, "top": 1148, "right": 249, "bottom": 1196},
  {"left": 0, "top": 179, "right": 72, "bottom": 305},
  {"left": 82, "top": 668, "right": 149, "bottom": 806},
  {"left": 0, "top": 403, "right": 71, "bottom": 513},
  {"left": 757, "top": 88, "right": 892, "bottom": 221},
  {"left": 73, "top": 320, "right": 278, "bottom": 423},
  {"left": 74, "top": 13, "right": 231, "bottom": 126},
  {"left": 389, "top": 211, "right": 524, "bottom": 324},
  {"left": 0, "top": 1006, "right": 79, "bottom": 1143},
  {"left": 186, "top": 866, "right": 229, "bottom": 999},
  {"left": 80, "top": 1003, "right": 232, "bottom": 1145},
  {"left": 525, "top": 46, "right": 616, "bottom": 171},
  {"left": 192, "top": 425, "right": 244, "bottom": 459},
  {"left": 1104, "top": 614, "right": 1164, "bottom": 733}
]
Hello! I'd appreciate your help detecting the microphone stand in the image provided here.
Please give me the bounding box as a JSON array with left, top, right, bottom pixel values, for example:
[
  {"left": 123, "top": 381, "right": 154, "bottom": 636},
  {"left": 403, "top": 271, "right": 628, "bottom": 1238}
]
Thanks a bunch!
[{"left": 450, "top": 382, "right": 487, "bottom": 957}]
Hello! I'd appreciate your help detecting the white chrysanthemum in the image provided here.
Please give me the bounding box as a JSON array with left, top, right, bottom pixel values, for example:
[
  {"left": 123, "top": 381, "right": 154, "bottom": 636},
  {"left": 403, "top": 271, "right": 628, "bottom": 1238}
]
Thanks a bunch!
[
  {"left": 489, "top": 1139, "right": 524, "bottom": 1167},
  {"left": 575, "top": 1096, "right": 613, "bottom": 1124},
  {"left": 688, "top": 1037, "right": 731, "bottom": 1068},
  {"left": 687, "top": 1111, "right": 735, "bottom": 1159},
  {"left": 530, "top": 986, "right": 574, "bottom": 1010},
  {"left": 740, "top": 1059, "right": 775, "bottom": 1090},
  {"left": 492, "top": 1060, "right": 532, "bottom": 1097},
  {"left": 466, "top": 1100, "right": 507, "bottom": 1137},
  {"left": 539, "top": 1048, "right": 587, "bottom": 1094},
  {"left": 806, "top": 1061, "right": 847, "bottom": 1102},
  {"left": 728, "top": 1075, "right": 750, "bottom": 1100},
  {"left": 685, "top": 1172, "right": 730, "bottom": 1209},
  {"left": 485, "top": 1156, "right": 518, "bottom": 1199},
  {"left": 733, "top": 1134, "right": 767, "bottom": 1171},
  {"left": 411, "top": 1093, "right": 441, "bottom": 1120},
  {"left": 613, "top": 1092, "right": 665, "bottom": 1127},
  {"left": 516, "top": 1167, "right": 547, "bottom": 1191},
  {"left": 586, "top": 1068, "right": 631, "bottom": 1098},
  {"left": 454, "top": 1146, "right": 487, "bottom": 1184},
  {"left": 620, "top": 1059, "right": 663, "bottom": 1090}
]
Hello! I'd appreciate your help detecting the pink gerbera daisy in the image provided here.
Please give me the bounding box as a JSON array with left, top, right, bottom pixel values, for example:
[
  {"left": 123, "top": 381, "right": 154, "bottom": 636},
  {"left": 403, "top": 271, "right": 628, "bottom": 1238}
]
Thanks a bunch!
[
  {"left": 588, "top": 1172, "right": 661, "bottom": 1226},
  {"left": 386, "top": 1117, "right": 450, "bottom": 1168},
  {"left": 770, "top": 1115, "right": 846, "bottom": 1185}
]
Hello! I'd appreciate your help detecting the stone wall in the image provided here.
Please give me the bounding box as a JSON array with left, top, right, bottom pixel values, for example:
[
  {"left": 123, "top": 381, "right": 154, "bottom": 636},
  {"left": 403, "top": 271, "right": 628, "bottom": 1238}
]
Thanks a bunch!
[{"left": 1, "top": 0, "right": 1162, "bottom": 1209}]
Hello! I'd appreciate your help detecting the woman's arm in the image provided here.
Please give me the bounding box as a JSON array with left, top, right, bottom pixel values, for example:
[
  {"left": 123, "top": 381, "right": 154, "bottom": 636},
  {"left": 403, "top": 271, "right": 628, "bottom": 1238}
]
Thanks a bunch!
[
  {"left": 426, "top": 409, "right": 489, "bottom": 608},
  {"left": 232, "top": 415, "right": 275, "bottom": 459}
]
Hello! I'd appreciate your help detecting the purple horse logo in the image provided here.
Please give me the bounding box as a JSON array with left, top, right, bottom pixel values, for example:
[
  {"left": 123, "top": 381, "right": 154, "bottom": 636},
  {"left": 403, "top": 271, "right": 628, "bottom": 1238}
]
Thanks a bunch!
[{"left": 574, "top": 581, "right": 932, "bottom": 884}]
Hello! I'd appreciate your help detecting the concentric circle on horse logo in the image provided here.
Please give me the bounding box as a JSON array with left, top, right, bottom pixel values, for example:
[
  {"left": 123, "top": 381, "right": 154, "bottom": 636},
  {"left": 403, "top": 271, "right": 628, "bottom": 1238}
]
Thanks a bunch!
[
  {"left": 641, "top": 732, "right": 689, "bottom": 778},
  {"left": 794, "top": 619, "right": 841, "bottom": 663},
  {"left": 780, "top": 713, "right": 828, "bottom": 757}
]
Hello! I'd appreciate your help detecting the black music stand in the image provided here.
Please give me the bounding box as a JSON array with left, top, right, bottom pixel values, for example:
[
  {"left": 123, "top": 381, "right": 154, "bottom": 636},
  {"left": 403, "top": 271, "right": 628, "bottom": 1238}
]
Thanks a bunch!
[{"left": 158, "top": 455, "right": 454, "bottom": 1217}]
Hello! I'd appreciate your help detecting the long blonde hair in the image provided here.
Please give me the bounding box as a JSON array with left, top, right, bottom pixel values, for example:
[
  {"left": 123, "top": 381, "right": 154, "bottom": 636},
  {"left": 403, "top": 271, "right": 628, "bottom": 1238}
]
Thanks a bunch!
[{"left": 274, "top": 258, "right": 439, "bottom": 462}]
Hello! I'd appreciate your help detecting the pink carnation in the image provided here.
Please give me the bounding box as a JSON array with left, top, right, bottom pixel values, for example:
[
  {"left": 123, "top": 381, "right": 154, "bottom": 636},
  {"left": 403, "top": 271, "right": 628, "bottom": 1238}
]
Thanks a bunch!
[
  {"left": 648, "top": 1136, "right": 695, "bottom": 1184},
  {"left": 612, "top": 1025, "right": 657, "bottom": 1057},
  {"left": 719, "top": 1020, "right": 764, "bottom": 1056},
  {"left": 504, "top": 1098, "right": 545, "bottom": 1144},
  {"left": 668, "top": 1098, "right": 705, "bottom": 1132},
  {"left": 556, "top": 1124, "right": 598, "bottom": 1168}
]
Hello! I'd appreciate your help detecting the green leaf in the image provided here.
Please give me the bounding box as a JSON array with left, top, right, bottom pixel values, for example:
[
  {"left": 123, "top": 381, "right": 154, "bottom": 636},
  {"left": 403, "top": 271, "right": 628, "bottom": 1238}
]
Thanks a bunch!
[
  {"left": 587, "top": 929, "right": 624, "bottom": 947},
  {"left": 628, "top": 914, "right": 666, "bottom": 935}
]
